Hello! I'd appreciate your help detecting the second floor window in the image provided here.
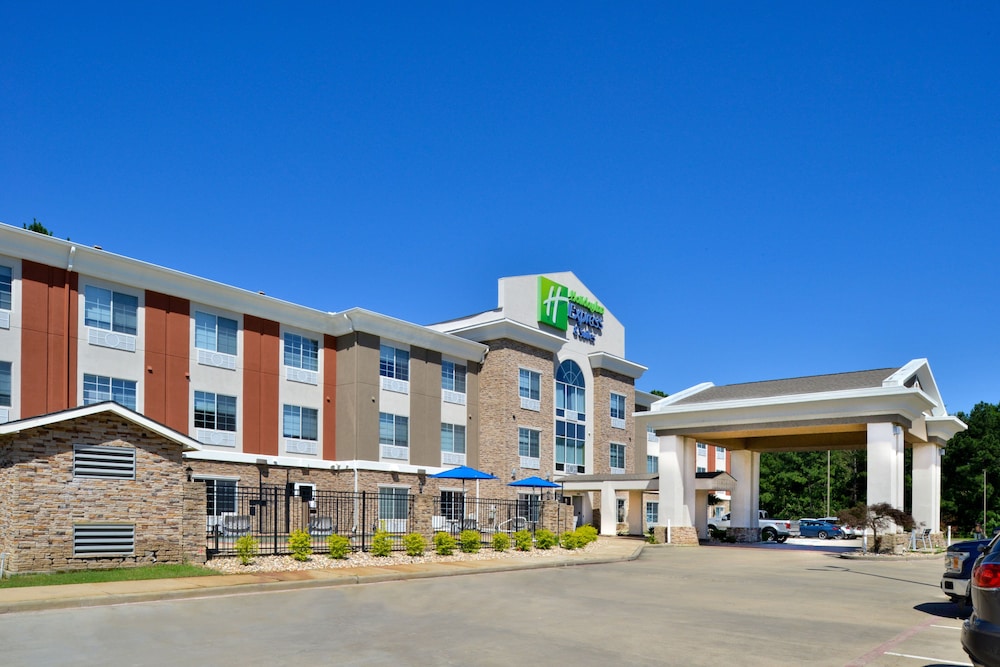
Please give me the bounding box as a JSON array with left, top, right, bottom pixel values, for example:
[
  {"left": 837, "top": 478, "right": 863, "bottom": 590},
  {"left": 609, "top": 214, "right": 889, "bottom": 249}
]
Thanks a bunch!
[
  {"left": 519, "top": 369, "right": 540, "bottom": 401},
  {"left": 442, "top": 361, "right": 466, "bottom": 393},
  {"left": 610, "top": 443, "right": 626, "bottom": 471},
  {"left": 647, "top": 455, "right": 658, "bottom": 474},
  {"left": 0, "top": 265, "right": 11, "bottom": 311},
  {"left": 379, "top": 412, "right": 409, "bottom": 448},
  {"left": 195, "top": 312, "right": 238, "bottom": 355},
  {"left": 380, "top": 345, "right": 409, "bottom": 381},
  {"left": 518, "top": 428, "right": 540, "bottom": 459},
  {"left": 610, "top": 393, "right": 626, "bottom": 420},
  {"left": 284, "top": 333, "right": 319, "bottom": 371},
  {"left": 0, "top": 361, "right": 11, "bottom": 407},
  {"left": 441, "top": 423, "right": 466, "bottom": 454},
  {"left": 85, "top": 286, "right": 138, "bottom": 335},
  {"left": 194, "top": 391, "right": 237, "bottom": 431},
  {"left": 283, "top": 404, "right": 318, "bottom": 441},
  {"left": 83, "top": 374, "right": 136, "bottom": 410}
]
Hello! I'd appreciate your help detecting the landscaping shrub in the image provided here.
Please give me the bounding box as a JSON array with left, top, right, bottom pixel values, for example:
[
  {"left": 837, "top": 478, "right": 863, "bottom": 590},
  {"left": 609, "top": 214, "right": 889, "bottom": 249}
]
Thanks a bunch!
[
  {"left": 403, "top": 532, "right": 426, "bottom": 557},
  {"left": 492, "top": 532, "right": 510, "bottom": 552},
  {"left": 645, "top": 528, "right": 657, "bottom": 544},
  {"left": 459, "top": 529, "right": 482, "bottom": 553},
  {"left": 534, "top": 528, "right": 557, "bottom": 550},
  {"left": 327, "top": 534, "right": 351, "bottom": 559},
  {"left": 434, "top": 531, "right": 457, "bottom": 555},
  {"left": 371, "top": 530, "right": 393, "bottom": 557},
  {"left": 576, "top": 525, "right": 599, "bottom": 545},
  {"left": 287, "top": 529, "right": 313, "bottom": 562},
  {"left": 560, "top": 530, "right": 583, "bottom": 550},
  {"left": 513, "top": 529, "right": 533, "bottom": 551},
  {"left": 235, "top": 535, "right": 259, "bottom": 566}
]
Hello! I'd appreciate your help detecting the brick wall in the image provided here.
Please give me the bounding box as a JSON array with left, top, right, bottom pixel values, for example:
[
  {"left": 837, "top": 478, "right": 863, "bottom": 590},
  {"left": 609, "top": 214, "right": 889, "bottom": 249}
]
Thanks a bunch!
[{"left": 1, "top": 413, "right": 203, "bottom": 574}]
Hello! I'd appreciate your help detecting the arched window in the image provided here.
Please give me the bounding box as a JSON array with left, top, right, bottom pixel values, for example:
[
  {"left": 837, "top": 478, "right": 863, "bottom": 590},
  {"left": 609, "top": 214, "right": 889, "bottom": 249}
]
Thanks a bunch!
[{"left": 555, "top": 359, "right": 586, "bottom": 473}]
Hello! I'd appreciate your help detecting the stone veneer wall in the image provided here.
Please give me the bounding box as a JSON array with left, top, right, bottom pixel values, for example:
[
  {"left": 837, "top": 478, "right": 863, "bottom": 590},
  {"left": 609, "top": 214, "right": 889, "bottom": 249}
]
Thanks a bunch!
[
  {"left": 652, "top": 525, "right": 699, "bottom": 545},
  {"left": 474, "top": 339, "right": 556, "bottom": 499},
  {"left": 2, "top": 414, "right": 202, "bottom": 574}
]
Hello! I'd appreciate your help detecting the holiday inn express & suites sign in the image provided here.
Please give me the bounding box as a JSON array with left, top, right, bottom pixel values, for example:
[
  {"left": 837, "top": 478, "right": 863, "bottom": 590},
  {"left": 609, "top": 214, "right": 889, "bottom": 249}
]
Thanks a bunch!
[{"left": 537, "top": 276, "right": 605, "bottom": 343}]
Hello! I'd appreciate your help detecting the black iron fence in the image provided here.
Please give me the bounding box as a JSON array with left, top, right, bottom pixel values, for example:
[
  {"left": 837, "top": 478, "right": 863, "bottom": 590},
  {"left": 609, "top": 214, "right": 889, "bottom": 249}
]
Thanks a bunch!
[
  {"left": 206, "top": 485, "right": 414, "bottom": 558},
  {"left": 431, "top": 495, "right": 539, "bottom": 537}
]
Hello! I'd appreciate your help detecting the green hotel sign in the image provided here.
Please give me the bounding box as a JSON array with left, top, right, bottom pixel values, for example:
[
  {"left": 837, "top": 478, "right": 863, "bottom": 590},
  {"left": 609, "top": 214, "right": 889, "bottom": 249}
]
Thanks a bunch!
[{"left": 538, "top": 276, "right": 605, "bottom": 343}]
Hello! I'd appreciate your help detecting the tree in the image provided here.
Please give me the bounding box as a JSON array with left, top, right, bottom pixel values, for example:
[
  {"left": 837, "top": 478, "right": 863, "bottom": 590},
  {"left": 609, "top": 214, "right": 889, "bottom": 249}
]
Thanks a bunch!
[
  {"left": 23, "top": 218, "right": 52, "bottom": 235},
  {"left": 759, "top": 450, "right": 867, "bottom": 518},
  {"left": 650, "top": 389, "right": 669, "bottom": 398},
  {"left": 941, "top": 402, "right": 1000, "bottom": 535},
  {"left": 839, "top": 502, "right": 915, "bottom": 553}
]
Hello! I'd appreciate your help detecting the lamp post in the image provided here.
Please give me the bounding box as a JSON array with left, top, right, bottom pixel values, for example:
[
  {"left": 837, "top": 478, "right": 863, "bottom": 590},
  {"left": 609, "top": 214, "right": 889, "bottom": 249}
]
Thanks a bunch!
[{"left": 826, "top": 450, "right": 831, "bottom": 518}]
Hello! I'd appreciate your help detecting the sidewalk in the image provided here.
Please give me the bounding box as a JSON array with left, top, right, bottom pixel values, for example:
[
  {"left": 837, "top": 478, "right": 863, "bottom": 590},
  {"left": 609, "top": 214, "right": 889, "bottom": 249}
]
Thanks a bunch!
[{"left": 0, "top": 537, "right": 645, "bottom": 615}]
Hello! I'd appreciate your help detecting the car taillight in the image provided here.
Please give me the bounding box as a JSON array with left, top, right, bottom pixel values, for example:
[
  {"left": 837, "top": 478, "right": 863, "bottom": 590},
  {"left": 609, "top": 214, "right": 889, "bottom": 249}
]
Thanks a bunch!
[{"left": 973, "top": 563, "right": 1000, "bottom": 589}]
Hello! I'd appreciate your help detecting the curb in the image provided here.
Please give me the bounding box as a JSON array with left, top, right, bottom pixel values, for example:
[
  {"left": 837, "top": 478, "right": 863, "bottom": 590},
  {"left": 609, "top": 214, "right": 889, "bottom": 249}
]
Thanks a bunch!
[{"left": 0, "top": 543, "right": 645, "bottom": 615}]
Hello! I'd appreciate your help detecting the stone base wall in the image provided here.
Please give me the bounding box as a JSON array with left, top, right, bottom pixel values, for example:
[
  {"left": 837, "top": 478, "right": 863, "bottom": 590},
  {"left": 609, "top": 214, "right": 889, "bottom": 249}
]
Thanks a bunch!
[
  {"left": 726, "top": 527, "right": 761, "bottom": 543},
  {"left": 652, "top": 525, "right": 699, "bottom": 545}
]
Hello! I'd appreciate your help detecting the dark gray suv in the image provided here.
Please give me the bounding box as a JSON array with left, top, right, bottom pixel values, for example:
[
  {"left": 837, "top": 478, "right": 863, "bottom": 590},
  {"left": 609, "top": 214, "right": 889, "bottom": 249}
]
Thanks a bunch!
[{"left": 962, "top": 533, "right": 1000, "bottom": 666}]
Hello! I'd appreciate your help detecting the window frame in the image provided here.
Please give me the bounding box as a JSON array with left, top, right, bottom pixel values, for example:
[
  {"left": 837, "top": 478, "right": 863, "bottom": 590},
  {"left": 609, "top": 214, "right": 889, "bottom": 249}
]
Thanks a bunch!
[
  {"left": 379, "top": 344, "right": 409, "bottom": 381},
  {"left": 84, "top": 285, "right": 138, "bottom": 335},
  {"left": 82, "top": 373, "right": 137, "bottom": 410},
  {"left": 646, "top": 455, "right": 658, "bottom": 474},
  {"left": 0, "top": 360, "right": 10, "bottom": 408},
  {"left": 0, "top": 264, "right": 11, "bottom": 312},
  {"left": 195, "top": 311, "right": 238, "bottom": 356},
  {"left": 441, "top": 360, "right": 467, "bottom": 393},
  {"left": 283, "top": 404, "right": 319, "bottom": 441},
  {"left": 610, "top": 443, "right": 626, "bottom": 472},
  {"left": 194, "top": 391, "right": 238, "bottom": 432}
]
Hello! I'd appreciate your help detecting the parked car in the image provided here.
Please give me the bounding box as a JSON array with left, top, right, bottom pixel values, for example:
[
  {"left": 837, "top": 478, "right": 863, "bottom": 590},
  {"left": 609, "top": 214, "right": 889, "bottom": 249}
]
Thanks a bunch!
[
  {"left": 798, "top": 519, "right": 843, "bottom": 540},
  {"left": 962, "top": 533, "right": 1000, "bottom": 666},
  {"left": 820, "top": 516, "right": 857, "bottom": 539},
  {"left": 943, "top": 538, "right": 992, "bottom": 607}
]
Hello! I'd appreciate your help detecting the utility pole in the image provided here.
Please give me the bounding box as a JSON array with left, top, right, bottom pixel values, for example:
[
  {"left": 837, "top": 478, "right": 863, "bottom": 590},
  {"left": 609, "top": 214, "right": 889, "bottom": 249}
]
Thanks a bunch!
[{"left": 826, "top": 450, "right": 831, "bottom": 517}]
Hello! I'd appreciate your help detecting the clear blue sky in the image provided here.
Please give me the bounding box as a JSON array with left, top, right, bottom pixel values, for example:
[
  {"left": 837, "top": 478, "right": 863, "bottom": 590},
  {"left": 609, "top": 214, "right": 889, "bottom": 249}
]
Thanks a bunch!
[{"left": 2, "top": 4, "right": 997, "bottom": 415}]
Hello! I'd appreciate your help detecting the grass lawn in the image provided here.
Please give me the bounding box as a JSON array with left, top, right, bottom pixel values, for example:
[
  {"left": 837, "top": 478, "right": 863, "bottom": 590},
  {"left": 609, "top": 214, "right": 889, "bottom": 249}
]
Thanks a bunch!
[{"left": 0, "top": 563, "right": 216, "bottom": 589}]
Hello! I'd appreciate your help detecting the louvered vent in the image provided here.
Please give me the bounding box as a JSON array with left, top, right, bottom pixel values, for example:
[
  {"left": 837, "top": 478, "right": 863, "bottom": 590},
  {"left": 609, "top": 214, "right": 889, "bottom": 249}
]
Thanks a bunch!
[
  {"left": 73, "top": 445, "right": 136, "bottom": 479},
  {"left": 74, "top": 524, "right": 135, "bottom": 556}
]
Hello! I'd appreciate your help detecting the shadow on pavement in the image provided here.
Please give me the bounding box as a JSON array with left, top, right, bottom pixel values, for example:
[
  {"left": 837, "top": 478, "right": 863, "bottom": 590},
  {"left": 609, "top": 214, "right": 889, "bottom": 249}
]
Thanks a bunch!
[{"left": 915, "top": 600, "right": 972, "bottom": 620}]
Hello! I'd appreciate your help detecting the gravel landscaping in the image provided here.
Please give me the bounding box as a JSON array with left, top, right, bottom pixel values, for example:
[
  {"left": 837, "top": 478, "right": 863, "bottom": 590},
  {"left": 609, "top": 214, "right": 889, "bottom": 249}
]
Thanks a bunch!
[{"left": 205, "top": 542, "right": 600, "bottom": 575}]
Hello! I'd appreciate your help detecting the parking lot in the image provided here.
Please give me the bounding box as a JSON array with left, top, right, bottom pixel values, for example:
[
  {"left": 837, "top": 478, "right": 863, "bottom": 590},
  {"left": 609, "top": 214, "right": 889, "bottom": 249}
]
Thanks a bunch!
[{"left": 0, "top": 541, "right": 973, "bottom": 666}]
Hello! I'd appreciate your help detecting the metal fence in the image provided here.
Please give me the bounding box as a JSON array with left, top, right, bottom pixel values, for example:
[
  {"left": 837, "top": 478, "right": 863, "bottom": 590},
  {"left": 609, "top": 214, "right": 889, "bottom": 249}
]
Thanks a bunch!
[
  {"left": 431, "top": 495, "right": 540, "bottom": 540},
  {"left": 206, "top": 485, "right": 414, "bottom": 558}
]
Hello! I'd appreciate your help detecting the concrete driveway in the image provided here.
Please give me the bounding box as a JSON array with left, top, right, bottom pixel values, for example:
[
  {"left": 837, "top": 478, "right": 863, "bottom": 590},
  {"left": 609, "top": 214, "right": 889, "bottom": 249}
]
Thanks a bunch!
[{"left": 0, "top": 543, "right": 970, "bottom": 666}]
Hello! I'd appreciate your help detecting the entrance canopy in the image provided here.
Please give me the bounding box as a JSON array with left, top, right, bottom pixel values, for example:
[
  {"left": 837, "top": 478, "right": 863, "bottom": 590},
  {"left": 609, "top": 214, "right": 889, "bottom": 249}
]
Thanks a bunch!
[{"left": 636, "top": 359, "right": 967, "bottom": 537}]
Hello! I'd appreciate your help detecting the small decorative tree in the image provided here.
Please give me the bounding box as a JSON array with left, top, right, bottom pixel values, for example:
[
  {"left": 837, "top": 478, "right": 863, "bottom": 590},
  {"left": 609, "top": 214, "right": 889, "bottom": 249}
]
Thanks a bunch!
[{"left": 839, "top": 502, "right": 915, "bottom": 553}]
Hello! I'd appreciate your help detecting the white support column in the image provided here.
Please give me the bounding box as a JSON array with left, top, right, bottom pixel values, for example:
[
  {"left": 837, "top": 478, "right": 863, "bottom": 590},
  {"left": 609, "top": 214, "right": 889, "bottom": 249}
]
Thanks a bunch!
[
  {"left": 867, "top": 422, "right": 905, "bottom": 510},
  {"left": 658, "top": 435, "right": 697, "bottom": 527},
  {"left": 627, "top": 490, "right": 644, "bottom": 535},
  {"left": 729, "top": 449, "right": 760, "bottom": 531},
  {"left": 912, "top": 443, "right": 941, "bottom": 532},
  {"left": 599, "top": 481, "right": 617, "bottom": 536}
]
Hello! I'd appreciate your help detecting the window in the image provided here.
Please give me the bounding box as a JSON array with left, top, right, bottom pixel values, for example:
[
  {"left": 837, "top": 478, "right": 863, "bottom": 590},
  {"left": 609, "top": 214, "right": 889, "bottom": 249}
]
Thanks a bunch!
[
  {"left": 379, "top": 344, "right": 409, "bottom": 381},
  {"left": 283, "top": 404, "right": 318, "bottom": 440},
  {"left": 378, "top": 487, "right": 409, "bottom": 531},
  {"left": 74, "top": 523, "right": 134, "bottom": 557},
  {"left": 610, "top": 443, "right": 626, "bottom": 472},
  {"left": 440, "top": 490, "right": 465, "bottom": 521},
  {"left": 697, "top": 442, "right": 707, "bottom": 452},
  {"left": 284, "top": 333, "right": 319, "bottom": 371},
  {"left": 646, "top": 502, "right": 659, "bottom": 526},
  {"left": 519, "top": 368, "right": 541, "bottom": 410},
  {"left": 195, "top": 312, "right": 238, "bottom": 355},
  {"left": 0, "top": 361, "right": 10, "bottom": 407},
  {"left": 73, "top": 444, "right": 136, "bottom": 479},
  {"left": 555, "top": 360, "right": 586, "bottom": 474},
  {"left": 518, "top": 493, "right": 540, "bottom": 523},
  {"left": 380, "top": 412, "right": 409, "bottom": 460},
  {"left": 696, "top": 466, "right": 707, "bottom": 473},
  {"left": 610, "top": 392, "right": 626, "bottom": 428},
  {"left": 83, "top": 374, "right": 136, "bottom": 410},
  {"left": 0, "top": 265, "right": 11, "bottom": 311},
  {"left": 195, "top": 391, "right": 237, "bottom": 431},
  {"left": 715, "top": 447, "right": 726, "bottom": 469},
  {"left": 200, "top": 478, "right": 237, "bottom": 516},
  {"left": 84, "top": 286, "right": 137, "bottom": 335},
  {"left": 442, "top": 361, "right": 466, "bottom": 393},
  {"left": 616, "top": 498, "right": 626, "bottom": 523},
  {"left": 518, "top": 428, "right": 540, "bottom": 469},
  {"left": 441, "top": 423, "right": 466, "bottom": 453},
  {"left": 646, "top": 455, "right": 658, "bottom": 474}
]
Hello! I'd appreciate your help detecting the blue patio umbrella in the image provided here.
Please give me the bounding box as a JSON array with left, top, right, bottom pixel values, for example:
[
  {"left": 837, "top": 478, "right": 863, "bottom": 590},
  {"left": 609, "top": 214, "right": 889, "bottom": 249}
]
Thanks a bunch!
[
  {"left": 429, "top": 465, "right": 498, "bottom": 498},
  {"left": 508, "top": 476, "right": 561, "bottom": 489}
]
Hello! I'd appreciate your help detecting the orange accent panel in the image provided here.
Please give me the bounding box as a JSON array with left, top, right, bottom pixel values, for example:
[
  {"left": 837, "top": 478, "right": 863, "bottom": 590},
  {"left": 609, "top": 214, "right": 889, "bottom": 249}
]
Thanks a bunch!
[
  {"left": 323, "top": 335, "right": 337, "bottom": 460},
  {"left": 66, "top": 272, "right": 78, "bottom": 406},
  {"left": 20, "top": 262, "right": 51, "bottom": 418},
  {"left": 44, "top": 268, "right": 69, "bottom": 412},
  {"left": 165, "top": 296, "right": 190, "bottom": 431},
  {"left": 243, "top": 315, "right": 279, "bottom": 456},
  {"left": 144, "top": 291, "right": 169, "bottom": 424}
]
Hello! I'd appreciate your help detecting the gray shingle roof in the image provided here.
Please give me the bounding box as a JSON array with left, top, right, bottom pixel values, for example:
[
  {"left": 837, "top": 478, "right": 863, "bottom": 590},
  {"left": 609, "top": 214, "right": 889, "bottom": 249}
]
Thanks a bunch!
[{"left": 673, "top": 367, "right": 900, "bottom": 405}]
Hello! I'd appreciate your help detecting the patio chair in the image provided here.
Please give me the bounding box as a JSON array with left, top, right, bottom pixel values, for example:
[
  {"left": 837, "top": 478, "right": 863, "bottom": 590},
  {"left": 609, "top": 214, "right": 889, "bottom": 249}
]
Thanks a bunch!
[
  {"left": 309, "top": 516, "right": 334, "bottom": 536},
  {"left": 221, "top": 514, "right": 251, "bottom": 537}
]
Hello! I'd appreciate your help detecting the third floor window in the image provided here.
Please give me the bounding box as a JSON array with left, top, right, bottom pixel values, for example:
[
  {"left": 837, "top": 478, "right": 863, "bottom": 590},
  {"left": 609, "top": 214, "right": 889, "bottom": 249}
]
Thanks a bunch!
[
  {"left": 284, "top": 333, "right": 319, "bottom": 371},
  {"left": 85, "top": 286, "right": 138, "bottom": 335},
  {"left": 195, "top": 312, "right": 238, "bottom": 355}
]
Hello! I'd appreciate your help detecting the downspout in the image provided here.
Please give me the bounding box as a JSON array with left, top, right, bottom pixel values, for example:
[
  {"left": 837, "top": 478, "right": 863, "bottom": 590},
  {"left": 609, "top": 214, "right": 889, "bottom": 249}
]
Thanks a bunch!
[
  {"left": 66, "top": 246, "right": 77, "bottom": 410},
  {"left": 0, "top": 552, "right": 8, "bottom": 579}
]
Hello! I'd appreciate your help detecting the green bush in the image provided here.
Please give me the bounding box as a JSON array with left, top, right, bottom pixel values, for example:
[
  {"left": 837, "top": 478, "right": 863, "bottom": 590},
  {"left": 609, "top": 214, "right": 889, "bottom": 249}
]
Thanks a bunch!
[
  {"left": 403, "top": 532, "right": 426, "bottom": 557},
  {"left": 459, "top": 529, "right": 482, "bottom": 553},
  {"left": 492, "top": 532, "right": 510, "bottom": 552},
  {"left": 235, "top": 535, "right": 259, "bottom": 566},
  {"left": 288, "top": 529, "right": 313, "bottom": 562},
  {"left": 535, "top": 528, "right": 557, "bottom": 550},
  {"left": 371, "top": 530, "right": 394, "bottom": 557},
  {"left": 576, "top": 525, "right": 599, "bottom": 545},
  {"left": 327, "top": 534, "right": 351, "bottom": 559},
  {"left": 645, "top": 528, "right": 657, "bottom": 544},
  {"left": 513, "top": 529, "right": 533, "bottom": 551},
  {"left": 560, "top": 530, "right": 583, "bottom": 550},
  {"left": 434, "top": 531, "right": 457, "bottom": 555}
]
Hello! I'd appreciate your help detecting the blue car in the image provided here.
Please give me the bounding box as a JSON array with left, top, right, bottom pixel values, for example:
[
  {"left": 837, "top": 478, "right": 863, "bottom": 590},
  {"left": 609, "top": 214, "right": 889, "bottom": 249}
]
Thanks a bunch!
[
  {"left": 942, "top": 538, "right": 992, "bottom": 607},
  {"left": 798, "top": 519, "right": 843, "bottom": 540}
]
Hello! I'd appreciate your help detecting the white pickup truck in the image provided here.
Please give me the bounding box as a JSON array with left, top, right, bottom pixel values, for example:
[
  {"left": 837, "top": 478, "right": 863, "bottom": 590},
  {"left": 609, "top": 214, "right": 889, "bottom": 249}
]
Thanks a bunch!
[{"left": 708, "top": 510, "right": 800, "bottom": 543}]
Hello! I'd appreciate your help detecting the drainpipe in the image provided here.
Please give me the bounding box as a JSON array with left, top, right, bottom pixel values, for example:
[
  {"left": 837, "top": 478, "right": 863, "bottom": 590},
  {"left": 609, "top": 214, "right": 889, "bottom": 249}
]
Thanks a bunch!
[{"left": 0, "top": 552, "right": 9, "bottom": 579}]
